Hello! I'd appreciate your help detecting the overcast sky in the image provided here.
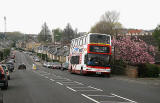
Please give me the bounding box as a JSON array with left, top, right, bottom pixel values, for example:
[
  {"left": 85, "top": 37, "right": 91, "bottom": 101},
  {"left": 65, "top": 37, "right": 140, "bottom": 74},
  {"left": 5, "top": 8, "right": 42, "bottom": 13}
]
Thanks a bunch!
[{"left": 0, "top": 0, "right": 160, "bottom": 34}]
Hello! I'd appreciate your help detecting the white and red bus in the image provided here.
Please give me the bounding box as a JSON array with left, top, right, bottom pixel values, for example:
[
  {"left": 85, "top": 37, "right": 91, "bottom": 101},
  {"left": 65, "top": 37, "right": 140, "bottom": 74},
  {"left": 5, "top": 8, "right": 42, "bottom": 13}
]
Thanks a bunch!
[{"left": 69, "top": 33, "right": 112, "bottom": 77}]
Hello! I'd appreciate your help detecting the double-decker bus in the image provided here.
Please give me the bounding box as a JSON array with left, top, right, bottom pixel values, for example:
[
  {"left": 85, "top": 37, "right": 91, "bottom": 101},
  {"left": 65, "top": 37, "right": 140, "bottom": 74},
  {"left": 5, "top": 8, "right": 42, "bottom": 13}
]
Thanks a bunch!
[{"left": 69, "top": 33, "right": 112, "bottom": 77}]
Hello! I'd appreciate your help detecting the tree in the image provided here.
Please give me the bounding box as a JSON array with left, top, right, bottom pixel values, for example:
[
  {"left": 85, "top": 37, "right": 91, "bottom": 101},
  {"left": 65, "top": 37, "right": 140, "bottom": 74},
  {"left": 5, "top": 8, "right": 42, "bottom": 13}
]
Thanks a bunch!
[
  {"left": 2, "top": 31, "right": 24, "bottom": 41},
  {"left": 153, "top": 25, "right": 160, "bottom": 50},
  {"left": 61, "top": 23, "right": 75, "bottom": 44},
  {"left": 90, "top": 11, "right": 122, "bottom": 35},
  {"left": 112, "top": 36, "right": 155, "bottom": 65},
  {"left": 52, "top": 28, "right": 63, "bottom": 43},
  {"left": 38, "top": 22, "right": 51, "bottom": 43}
]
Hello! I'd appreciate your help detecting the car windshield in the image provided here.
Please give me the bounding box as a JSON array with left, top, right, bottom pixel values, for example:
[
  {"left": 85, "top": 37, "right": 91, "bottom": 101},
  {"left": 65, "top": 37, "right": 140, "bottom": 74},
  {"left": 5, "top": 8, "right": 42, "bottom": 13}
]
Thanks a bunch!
[
  {"left": 63, "top": 63, "right": 68, "bottom": 65},
  {"left": 86, "top": 53, "right": 110, "bottom": 67},
  {"left": 49, "top": 62, "right": 53, "bottom": 65},
  {"left": 54, "top": 62, "right": 60, "bottom": 65}
]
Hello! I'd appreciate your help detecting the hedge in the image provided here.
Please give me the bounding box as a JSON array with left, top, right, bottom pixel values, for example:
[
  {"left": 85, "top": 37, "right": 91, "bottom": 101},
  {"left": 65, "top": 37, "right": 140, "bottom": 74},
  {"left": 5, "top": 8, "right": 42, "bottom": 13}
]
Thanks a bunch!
[{"left": 138, "top": 64, "right": 160, "bottom": 78}]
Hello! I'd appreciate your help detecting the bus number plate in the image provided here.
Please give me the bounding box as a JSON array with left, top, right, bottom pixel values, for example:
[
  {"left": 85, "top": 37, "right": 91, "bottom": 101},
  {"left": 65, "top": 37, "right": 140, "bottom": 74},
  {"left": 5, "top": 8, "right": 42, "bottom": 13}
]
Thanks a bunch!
[{"left": 96, "top": 72, "right": 101, "bottom": 74}]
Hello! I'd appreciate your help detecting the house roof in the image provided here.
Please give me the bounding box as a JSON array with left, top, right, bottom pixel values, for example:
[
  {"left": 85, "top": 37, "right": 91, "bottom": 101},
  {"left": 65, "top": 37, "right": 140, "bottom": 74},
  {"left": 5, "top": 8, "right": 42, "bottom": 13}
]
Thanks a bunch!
[{"left": 128, "top": 29, "right": 143, "bottom": 34}]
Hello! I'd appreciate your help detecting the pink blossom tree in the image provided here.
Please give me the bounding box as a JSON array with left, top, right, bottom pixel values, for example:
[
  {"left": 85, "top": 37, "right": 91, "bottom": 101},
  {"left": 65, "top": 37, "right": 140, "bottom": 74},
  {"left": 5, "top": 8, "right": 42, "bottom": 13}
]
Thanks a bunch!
[{"left": 112, "top": 36, "right": 155, "bottom": 65}]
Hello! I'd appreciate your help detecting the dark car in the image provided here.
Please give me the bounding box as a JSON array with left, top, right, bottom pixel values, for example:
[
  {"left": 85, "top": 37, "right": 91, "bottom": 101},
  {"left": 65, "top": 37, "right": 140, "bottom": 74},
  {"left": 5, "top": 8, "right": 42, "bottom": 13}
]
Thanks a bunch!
[
  {"left": 61, "top": 62, "right": 69, "bottom": 70},
  {"left": 52, "top": 62, "right": 61, "bottom": 69},
  {"left": 10, "top": 55, "right": 15, "bottom": 59},
  {"left": 6, "top": 63, "right": 14, "bottom": 72},
  {"left": 18, "top": 64, "right": 26, "bottom": 70},
  {"left": 0, "top": 65, "right": 8, "bottom": 90}
]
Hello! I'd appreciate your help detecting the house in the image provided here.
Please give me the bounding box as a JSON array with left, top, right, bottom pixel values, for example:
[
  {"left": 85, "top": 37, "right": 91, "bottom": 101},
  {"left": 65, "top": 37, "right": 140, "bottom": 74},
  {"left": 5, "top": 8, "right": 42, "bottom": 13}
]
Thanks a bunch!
[{"left": 26, "top": 42, "right": 41, "bottom": 51}]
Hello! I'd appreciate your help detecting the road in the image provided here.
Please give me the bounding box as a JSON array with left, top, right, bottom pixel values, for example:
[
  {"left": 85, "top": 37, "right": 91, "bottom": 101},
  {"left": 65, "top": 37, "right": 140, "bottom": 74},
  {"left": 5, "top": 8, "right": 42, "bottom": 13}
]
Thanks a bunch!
[{"left": 0, "top": 51, "right": 160, "bottom": 103}]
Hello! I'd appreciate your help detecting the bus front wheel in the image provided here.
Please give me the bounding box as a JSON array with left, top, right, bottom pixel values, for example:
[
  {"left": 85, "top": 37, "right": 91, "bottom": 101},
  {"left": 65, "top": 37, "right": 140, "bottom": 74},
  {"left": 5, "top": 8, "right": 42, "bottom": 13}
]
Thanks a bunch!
[{"left": 80, "top": 68, "right": 83, "bottom": 75}]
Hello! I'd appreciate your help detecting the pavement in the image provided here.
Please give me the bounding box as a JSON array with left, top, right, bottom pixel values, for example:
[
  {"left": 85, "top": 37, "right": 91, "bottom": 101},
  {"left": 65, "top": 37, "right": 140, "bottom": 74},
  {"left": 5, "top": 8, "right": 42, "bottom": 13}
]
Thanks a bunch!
[
  {"left": 111, "top": 76, "right": 160, "bottom": 87},
  {"left": 0, "top": 51, "right": 160, "bottom": 103}
]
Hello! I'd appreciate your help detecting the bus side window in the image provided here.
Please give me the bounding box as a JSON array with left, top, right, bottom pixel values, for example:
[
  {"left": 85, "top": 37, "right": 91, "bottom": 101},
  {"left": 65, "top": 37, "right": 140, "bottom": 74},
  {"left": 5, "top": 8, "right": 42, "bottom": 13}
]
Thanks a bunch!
[
  {"left": 85, "top": 37, "right": 87, "bottom": 44},
  {"left": 84, "top": 54, "right": 88, "bottom": 64},
  {"left": 80, "top": 38, "right": 83, "bottom": 46},
  {"left": 70, "top": 56, "right": 80, "bottom": 64}
]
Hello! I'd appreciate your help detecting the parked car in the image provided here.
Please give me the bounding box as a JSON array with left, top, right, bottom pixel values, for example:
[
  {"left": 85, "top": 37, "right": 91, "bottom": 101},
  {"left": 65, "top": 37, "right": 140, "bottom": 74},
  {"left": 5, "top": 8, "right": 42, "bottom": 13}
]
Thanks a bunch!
[
  {"left": 47, "top": 62, "right": 53, "bottom": 68},
  {"left": 43, "top": 62, "right": 53, "bottom": 68},
  {"left": 1, "top": 64, "right": 10, "bottom": 80},
  {"left": 61, "top": 62, "right": 69, "bottom": 70},
  {"left": 10, "top": 55, "right": 15, "bottom": 59},
  {"left": 7, "top": 60, "right": 14, "bottom": 65},
  {"left": 6, "top": 63, "right": 14, "bottom": 72},
  {"left": 52, "top": 62, "right": 61, "bottom": 69},
  {"left": 0, "top": 65, "right": 8, "bottom": 90},
  {"left": 9, "top": 59, "right": 15, "bottom": 63},
  {"left": 34, "top": 57, "right": 40, "bottom": 62},
  {"left": 43, "top": 62, "right": 48, "bottom": 67}
]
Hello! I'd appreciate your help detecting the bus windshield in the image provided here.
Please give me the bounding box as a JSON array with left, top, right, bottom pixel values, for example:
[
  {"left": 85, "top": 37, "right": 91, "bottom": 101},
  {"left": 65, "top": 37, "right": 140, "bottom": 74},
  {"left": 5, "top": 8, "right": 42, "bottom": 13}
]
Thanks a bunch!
[
  {"left": 90, "top": 34, "right": 110, "bottom": 44},
  {"left": 86, "top": 54, "right": 110, "bottom": 67}
]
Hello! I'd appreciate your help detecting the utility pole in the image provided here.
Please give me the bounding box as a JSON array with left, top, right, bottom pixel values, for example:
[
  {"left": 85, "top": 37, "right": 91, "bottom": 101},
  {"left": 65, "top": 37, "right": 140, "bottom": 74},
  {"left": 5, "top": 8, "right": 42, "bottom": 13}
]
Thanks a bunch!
[
  {"left": 4, "top": 16, "right": 6, "bottom": 41},
  {"left": 51, "top": 30, "right": 55, "bottom": 44},
  {"left": 3, "top": 16, "right": 7, "bottom": 60}
]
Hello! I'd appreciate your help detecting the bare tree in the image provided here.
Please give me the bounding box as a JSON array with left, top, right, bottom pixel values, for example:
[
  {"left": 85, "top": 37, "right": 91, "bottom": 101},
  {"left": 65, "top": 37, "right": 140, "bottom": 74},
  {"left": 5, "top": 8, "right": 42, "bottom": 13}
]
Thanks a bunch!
[
  {"left": 61, "top": 23, "right": 76, "bottom": 44},
  {"left": 101, "top": 11, "right": 120, "bottom": 24},
  {"left": 38, "top": 22, "right": 51, "bottom": 43},
  {"left": 90, "top": 10, "right": 122, "bottom": 36}
]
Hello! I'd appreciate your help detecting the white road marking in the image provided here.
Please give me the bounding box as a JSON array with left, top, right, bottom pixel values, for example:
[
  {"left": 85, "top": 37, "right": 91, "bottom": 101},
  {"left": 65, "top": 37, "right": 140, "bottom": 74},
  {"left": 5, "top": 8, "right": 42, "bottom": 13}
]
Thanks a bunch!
[
  {"left": 74, "top": 81, "right": 84, "bottom": 85},
  {"left": 111, "top": 93, "right": 137, "bottom": 103},
  {"left": 88, "top": 86, "right": 103, "bottom": 91},
  {"left": 50, "top": 79, "right": 55, "bottom": 81},
  {"left": 100, "top": 101, "right": 130, "bottom": 103},
  {"left": 56, "top": 82, "right": 63, "bottom": 85},
  {"left": 87, "top": 95, "right": 115, "bottom": 97},
  {"left": 71, "top": 87, "right": 90, "bottom": 88},
  {"left": 60, "top": 82, "right": 76, "bottom": 83},
  {"left": 66, "top": 86, "right": 77, "bottom": 92},
  {"left": 45, "top": 76, "right": 49, "bottom": 79},
  {"left": 76, "top": 90, "right": 102, "bottom": 91},
  {"left": 63, "top": 78, "right": 71, "bottom": 80},
  {"left": 54, "top": 80, "right": 72, "bottom": 82},
  {"left": 52, "top": 78, "right": 66, "bottom": 80},
  {"left": 63, "top": 83, "right": 84, "bottom": 85},
  {"left": 81, "top": 94, "right": 100, "bottom": 103}
]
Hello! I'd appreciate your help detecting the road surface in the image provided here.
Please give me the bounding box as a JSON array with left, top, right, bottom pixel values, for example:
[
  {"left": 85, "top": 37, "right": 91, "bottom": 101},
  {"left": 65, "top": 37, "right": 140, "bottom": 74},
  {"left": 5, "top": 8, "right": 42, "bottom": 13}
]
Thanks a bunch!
[{"left": 0, "top": 51, "right": 160, "bottom": 103}]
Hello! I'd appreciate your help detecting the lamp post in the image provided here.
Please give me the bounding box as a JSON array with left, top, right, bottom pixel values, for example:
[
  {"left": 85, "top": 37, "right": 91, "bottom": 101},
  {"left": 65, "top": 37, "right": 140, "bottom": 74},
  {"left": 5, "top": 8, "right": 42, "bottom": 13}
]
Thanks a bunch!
[
  {"left": 3, "top": 16, "right": 7, "bottom": 60},
  {"left": 4, "top": 16, "right": 6, "bottom": 41}
]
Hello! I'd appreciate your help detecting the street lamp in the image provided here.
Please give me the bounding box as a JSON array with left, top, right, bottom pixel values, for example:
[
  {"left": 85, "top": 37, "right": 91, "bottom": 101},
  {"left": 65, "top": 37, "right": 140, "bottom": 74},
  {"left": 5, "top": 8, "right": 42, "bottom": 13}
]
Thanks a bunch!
[{"left": 3, "top": 16, "right": 7, "bottom": 60}]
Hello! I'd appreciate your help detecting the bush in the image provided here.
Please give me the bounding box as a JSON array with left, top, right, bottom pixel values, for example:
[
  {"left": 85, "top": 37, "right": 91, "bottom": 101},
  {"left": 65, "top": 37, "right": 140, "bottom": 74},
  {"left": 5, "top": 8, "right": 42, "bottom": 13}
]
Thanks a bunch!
[
  {"left": 138, "top": 64, "right": 160, "bottom": 78},
  {"left": 0, "top": 51, "right": 3, "bottom": 61},
  {"left": 0, "top": 48, "right": 10, "bottom": 61},
  {"left": 52, "top": 59, "right": 59, "bottom": 62},
  {"left": 36, "top": 53, "right": 50, "bottom": 61},
  {"left": 111, "top": 60, "right": 126, "bottom": 75}
]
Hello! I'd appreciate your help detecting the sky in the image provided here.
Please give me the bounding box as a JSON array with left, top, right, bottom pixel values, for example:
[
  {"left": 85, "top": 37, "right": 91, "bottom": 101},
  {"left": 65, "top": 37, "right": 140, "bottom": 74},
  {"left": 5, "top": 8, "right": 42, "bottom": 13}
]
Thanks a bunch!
[{"left": 0, "top": 0, "right": 160, "bottom": 34}]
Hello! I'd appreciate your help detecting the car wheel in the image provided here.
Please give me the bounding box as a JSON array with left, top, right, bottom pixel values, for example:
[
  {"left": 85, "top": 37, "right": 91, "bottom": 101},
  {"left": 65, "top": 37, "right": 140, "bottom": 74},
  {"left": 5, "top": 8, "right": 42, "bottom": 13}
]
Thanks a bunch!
[
  {"left": 2, "top": 82, "right": 8, "bottom": 90},
  {"left": 8, "top": 76, "right": 10, "bottom": 80},
  {"left": 70, "top": 67, "right": 73, "bottom": 74},
  {"left": 61, "top": 67, "right": 64, "bottom": 71},
  {"left": 80, "top": 68, "right": 83, "bottom": 75}
]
